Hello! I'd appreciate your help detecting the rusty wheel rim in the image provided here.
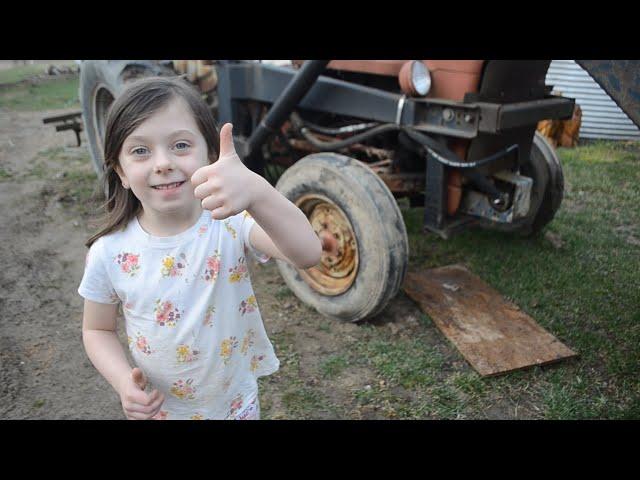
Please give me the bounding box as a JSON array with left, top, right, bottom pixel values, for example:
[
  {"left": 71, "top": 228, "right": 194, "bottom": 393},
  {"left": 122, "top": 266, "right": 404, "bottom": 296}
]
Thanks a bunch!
[{"left": 295, "top": 194, "right": 358, "bottom": 296}]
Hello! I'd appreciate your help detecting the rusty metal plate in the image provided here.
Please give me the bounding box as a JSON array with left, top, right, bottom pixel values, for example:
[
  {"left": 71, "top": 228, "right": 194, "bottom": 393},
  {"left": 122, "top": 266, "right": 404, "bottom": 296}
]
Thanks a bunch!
[{"left": 403, "top": 264, "right": 577, "bottom": 377}]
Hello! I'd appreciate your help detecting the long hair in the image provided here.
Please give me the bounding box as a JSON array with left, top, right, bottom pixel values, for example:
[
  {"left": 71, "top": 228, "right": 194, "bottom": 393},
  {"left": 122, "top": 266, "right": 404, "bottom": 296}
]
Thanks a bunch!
[{"left": 86, "top": 76, "right": 220, "bottom": 248}]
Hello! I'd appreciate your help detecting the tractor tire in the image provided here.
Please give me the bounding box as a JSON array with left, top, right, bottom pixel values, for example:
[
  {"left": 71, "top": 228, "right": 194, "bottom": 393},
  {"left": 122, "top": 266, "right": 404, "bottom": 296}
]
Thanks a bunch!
[
  {"left": 481, "top": 131, "right": 564, "bottom": 236},
  {"left": 79, "top": 60, "right": 175, "bottom": 177},
  {"left": 525, "top": 130, "right": 564, "bottom": 235},
  {"left": 274, "top": 153, "right": 409, "bottom": 322}
]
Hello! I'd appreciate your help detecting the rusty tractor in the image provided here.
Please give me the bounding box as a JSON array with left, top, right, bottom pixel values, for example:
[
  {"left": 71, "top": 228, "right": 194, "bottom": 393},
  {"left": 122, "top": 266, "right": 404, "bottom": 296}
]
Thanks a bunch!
[{"left": 76, "top": 60, "right": 640, "bottom": 322}]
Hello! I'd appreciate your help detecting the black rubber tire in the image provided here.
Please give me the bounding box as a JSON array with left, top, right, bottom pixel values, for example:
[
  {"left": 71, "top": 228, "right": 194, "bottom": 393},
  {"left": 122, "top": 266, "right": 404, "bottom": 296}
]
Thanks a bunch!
[
  {"left": 274, "top": 153, "right": 409, "bottom": 322},
  {"left": 79, "top": 60, "right": 175, "bottom": 177},
  {"left": 526, "top": 131, "right": 564, "bottom": 234},
  {"left": 480, "top": 131, "right": 564, "bottom": 236}
]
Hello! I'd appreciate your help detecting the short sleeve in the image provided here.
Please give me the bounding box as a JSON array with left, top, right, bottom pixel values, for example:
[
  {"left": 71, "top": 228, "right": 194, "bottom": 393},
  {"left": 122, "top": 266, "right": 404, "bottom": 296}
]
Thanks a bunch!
[
  {"left": 240, "top": 211, "right": 271, "bottom": 264},
  {"left": 78, "top": 239, "right": 119, "bottom": 304}
]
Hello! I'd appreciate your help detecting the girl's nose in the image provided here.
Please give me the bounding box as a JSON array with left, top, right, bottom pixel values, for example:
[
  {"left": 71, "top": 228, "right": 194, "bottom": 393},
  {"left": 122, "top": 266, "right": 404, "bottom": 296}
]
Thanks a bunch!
[{"left": 153, "top": 150, "right": 174, "bottom": 172}]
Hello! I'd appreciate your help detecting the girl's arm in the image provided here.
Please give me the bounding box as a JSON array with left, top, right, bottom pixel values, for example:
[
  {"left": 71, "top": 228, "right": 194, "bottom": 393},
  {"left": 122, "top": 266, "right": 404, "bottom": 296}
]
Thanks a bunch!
[
  {"left": 82, "top": 299, "right": 133, "bottom": 394},
  {"left": 82, "top": 299, "right": 164, "bottom": 419},
  {"left": 192, "top": 123, "right": 322, "bottom": 270},
  {"left": 247, "top": 176, "right": 322, "bottom": 269}
]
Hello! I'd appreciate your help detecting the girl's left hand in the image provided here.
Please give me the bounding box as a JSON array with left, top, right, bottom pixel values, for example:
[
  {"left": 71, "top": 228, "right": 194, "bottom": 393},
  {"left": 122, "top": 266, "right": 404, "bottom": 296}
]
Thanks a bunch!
[{"left": 191, "top": 123, "right": 264, "bottom": 220}]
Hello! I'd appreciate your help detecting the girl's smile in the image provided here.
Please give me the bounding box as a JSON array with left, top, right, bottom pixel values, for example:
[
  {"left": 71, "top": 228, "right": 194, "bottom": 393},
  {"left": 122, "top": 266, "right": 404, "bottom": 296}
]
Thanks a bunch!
[{"left": 151, "top": 180, "right": 187, "bottom": 192}]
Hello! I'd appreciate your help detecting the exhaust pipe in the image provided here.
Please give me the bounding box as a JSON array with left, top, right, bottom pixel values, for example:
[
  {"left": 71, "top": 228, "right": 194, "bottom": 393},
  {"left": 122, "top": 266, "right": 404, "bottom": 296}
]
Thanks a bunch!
[{"left": 244, "top": 60, "right": 329, "bottom": 158}]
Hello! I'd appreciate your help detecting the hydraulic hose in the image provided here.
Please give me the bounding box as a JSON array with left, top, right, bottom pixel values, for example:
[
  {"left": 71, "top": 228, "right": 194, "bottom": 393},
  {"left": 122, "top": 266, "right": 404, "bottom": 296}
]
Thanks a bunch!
[
  {"left": 290, "top": 111, "right": 519, "bottom": 169},
  {"left": 290, "top": 112, "right": 399, "bottom": 151}
]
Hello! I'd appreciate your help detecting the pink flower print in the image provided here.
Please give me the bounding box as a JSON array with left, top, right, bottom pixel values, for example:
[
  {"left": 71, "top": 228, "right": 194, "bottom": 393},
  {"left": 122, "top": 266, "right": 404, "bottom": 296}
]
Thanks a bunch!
[
  {"left": 229, "top": 393, "right": 244, "bottom": 417},
  {"left": 203, "top": 305, "right": 215, "bottom": 327},
  {"left": 197, "top": 224, "right": 208, "bottom": 236},
  {"left": 152, "top": 410, "right": 168, "bottom": 420},
  {"left": 190, "top": 413, "right": 204, "bottom": 420},
  {"left": 241, "top": 329, "right": 255, "bottom": 355},
  {"left": 160, "top": 253, "right": 187, "bottom": 278},
  {"left": 220, "top": 336, "right": 239, "bottom": 364},
  {"left": 250, "top": 354, "right": 265, "bottom": 373},
  {"left": 153, "top": 299, "right": 182, "bottom": 327},
  {"left": 235, "top": 397, "right": 258, "bottom": 420},
  {"left": 239, "top": 295, "right": 258, "bottom": 316},
  {"left": 176, "top": 344, "right": 200, "bottom": 363},
  {"left": 115, "top": 252, "right": 140, "bottom": 277},
  {"left": 170, "top": 378, "right": 196, "bottom": 400},
  {"left": 224, "top": 219, "right": 237, "bottom": 239},
  {"left": 203, "top": 251, "right": 221, "bottom": 283},
  {"left": 228, "top": 256, "right": 249, "bottom": 283},
  {"left": 135, "top": 334, "right": 152, "bottom": 355}
]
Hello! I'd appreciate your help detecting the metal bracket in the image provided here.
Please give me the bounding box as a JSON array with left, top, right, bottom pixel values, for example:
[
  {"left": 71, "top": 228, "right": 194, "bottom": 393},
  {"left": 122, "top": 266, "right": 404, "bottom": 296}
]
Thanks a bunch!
[{"left": 42, "top": 111, "right": 83, "bottom": 146}]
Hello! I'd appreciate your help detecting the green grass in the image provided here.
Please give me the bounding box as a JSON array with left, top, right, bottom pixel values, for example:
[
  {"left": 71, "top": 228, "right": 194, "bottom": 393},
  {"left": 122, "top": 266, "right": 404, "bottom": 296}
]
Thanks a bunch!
[
  {"left": 319, "top": 354, "right": 349, "bottom": 379},
  {"left": 0, "top": 166, "right": 13, "bottom": 180},
  {"left": 0, "top": 76, "right": 79, "bottom": 111},
  {"left": 351, "top": 333, "right": 444, "bottom": 389},
  {"left": 397, "top": 140, "right": 640, "bottom": 418},
  {"left": 0, "top": 62, "right": 76, "bottom": 85},
  {"left": 275, "top": 285, "right": 295, "bottom": 301},
  {"left": 0, "top": 64, "right": 45, "bottom": 85}
]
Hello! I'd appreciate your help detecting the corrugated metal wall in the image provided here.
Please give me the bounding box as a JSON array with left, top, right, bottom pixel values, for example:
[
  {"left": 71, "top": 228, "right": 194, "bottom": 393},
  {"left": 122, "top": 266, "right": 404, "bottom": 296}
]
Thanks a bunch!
[{"left": 546, "top": 60, "right": 640, "bottom": 141}]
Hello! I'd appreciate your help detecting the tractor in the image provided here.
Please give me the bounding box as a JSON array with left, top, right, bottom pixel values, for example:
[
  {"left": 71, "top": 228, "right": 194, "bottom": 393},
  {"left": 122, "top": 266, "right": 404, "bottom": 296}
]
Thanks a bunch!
[{"left": 76, "top": 59, "right": 640, "bottom": 322}]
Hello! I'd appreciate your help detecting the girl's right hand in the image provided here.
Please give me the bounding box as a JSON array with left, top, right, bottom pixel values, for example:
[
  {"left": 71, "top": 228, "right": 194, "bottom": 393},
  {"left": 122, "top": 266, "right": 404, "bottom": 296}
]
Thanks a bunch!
[{"left": 119, "top": 367, "right": 165, "bottom": 420}]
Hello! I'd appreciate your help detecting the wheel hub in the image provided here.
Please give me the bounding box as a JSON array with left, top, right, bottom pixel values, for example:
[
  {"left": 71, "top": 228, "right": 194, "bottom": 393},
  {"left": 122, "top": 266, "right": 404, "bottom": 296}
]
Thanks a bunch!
[{"left": 295, "top": 194, "right": 358, "bottom": 296}]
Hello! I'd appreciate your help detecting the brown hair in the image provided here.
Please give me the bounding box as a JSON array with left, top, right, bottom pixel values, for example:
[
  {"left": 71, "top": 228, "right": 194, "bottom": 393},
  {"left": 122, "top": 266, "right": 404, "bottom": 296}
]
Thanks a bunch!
[{"left": 86, "top": 76, "right": 219, "bottom": 248}]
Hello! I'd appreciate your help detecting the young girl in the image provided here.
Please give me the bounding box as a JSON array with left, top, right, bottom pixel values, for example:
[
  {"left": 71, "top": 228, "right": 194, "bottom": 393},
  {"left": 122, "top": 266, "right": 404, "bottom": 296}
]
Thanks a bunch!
[{"left": 78, "top": 76, "right": 322, "bottom": 420}]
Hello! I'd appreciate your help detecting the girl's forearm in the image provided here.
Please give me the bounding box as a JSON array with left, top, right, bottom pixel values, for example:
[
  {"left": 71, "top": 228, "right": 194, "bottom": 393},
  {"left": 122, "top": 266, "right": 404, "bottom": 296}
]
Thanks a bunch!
[
  {"left": 82, "top": 329, "right": 133, "bottom": 395},
  {"left": 248, "top": 175, "right": 321, "bottom": 268}
]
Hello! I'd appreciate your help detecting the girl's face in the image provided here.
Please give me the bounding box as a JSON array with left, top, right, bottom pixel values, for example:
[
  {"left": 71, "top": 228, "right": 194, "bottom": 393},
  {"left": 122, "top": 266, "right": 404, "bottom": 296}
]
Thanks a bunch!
[{"left": 116, "top": 97, "right": 212, "bottom": 219}]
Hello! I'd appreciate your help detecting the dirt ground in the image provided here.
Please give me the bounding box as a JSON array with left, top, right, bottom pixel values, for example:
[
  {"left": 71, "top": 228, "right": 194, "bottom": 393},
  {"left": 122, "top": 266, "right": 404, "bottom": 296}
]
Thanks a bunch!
[{"left": 0, "top": 104, "right": 439, "bottom": 420}]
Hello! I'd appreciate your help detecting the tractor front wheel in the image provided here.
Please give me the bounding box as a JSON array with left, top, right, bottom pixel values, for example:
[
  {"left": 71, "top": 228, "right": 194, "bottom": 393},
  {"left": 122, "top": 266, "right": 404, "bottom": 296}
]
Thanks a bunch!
[{"left": 274, "top": 153, "right": 409, "bottom": 322}]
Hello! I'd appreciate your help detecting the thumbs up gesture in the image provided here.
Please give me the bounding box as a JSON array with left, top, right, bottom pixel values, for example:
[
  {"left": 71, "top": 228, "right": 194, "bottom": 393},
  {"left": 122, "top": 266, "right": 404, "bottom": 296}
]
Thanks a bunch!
[
  {"left": 191, "top": 123, "right": 264, "bottom": 220},
  {"left": 119, "top": 367, "right": 165, "bottom": 420}
]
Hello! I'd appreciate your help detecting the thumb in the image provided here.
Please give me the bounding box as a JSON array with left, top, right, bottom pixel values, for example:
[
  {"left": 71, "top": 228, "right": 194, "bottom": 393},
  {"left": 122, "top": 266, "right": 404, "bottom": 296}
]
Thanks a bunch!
[
  {"left": 218, "top": 123, "right": 236, "bottom": 158},
  {"left": 131, "top": 367, "right": 147, "bottom": 390}
]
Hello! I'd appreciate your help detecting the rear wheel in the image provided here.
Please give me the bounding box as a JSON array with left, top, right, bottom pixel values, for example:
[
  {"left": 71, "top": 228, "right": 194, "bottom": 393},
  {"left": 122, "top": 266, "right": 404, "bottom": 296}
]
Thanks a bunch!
[
  {"left": 274, "top": 153, "right": 409, "bottom": 322},
  {"left": 79, "top": 60, "right": 175, "bottom": 176},
  {"left": 481, "top": 131, "right": 564, "bottom": 235}
]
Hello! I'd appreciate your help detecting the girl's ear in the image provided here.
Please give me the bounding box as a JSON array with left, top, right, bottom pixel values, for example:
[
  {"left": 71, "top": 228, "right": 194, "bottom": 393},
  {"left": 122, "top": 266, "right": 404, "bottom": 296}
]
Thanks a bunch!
[{"left": 114, "top": 164, "right": 130, "bottom": 189}]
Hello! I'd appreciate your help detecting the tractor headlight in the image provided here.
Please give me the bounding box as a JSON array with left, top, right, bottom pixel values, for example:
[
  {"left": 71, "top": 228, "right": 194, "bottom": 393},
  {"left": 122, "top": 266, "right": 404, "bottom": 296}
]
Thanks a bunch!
[{"left": 399, "top": 60, "right": 431, "bottom": 97}]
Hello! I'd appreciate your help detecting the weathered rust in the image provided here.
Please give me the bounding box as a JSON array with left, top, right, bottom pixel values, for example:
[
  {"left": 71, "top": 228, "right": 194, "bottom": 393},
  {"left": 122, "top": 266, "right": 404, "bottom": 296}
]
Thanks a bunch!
[
  {"left": 287, "top": 137, "right": 391, "bottom": 162},
  {"left": 403, "top": 264, "right": 577, "bottom": 377},
  {"left": 377, "top": 172, "right": 424, "bottom": 195},
  {"left": 446, "top": 133, "right": 472, "bottom": 215},
  {"left": 295, "top": 194, "right": 359, "bottom": 296}
]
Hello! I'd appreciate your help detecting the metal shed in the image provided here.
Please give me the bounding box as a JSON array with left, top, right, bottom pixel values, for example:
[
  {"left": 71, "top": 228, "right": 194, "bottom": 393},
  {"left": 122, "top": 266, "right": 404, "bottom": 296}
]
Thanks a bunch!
[{"left": 545, "top": 60, "right": 640, "bottom": 141}]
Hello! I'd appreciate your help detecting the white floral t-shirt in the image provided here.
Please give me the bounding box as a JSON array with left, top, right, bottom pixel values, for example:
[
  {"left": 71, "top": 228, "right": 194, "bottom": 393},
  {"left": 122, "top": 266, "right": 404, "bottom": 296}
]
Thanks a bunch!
[{"left": 78, "top": 210, "right": 279, "bottom": 420}]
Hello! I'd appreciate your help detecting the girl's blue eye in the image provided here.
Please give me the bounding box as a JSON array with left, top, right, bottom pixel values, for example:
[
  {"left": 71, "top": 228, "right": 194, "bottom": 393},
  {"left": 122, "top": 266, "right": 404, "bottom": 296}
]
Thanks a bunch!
[
  {"left": 175, "top": 142, "right": 190, "bottom": 150},
  {"left": 132, "top": 147, "right": 148, "bottom": 155}
]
